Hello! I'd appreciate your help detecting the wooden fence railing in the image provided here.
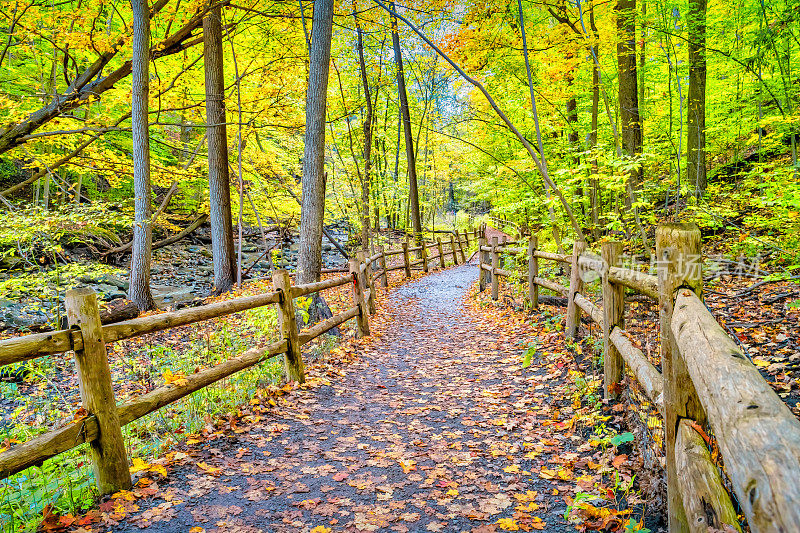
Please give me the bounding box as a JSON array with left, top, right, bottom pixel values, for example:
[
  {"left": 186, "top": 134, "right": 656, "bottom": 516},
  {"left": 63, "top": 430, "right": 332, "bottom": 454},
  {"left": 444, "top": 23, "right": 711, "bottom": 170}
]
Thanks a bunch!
[
  {"left": 478, "top": 223, "right": 800, "bottom": 533},
  {"left": 0, "top": 228, "right": 480, "bottom": 495}
]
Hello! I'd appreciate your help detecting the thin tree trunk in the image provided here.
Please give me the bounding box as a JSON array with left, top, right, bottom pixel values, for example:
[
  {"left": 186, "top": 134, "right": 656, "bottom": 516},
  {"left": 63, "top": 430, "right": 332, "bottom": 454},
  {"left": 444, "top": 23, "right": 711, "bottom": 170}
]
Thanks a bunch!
[
  {"left": 204, "top": 2, "right": 236, "bottom": 293},
  {"left": 297, "top": 0, "right": 334, "bottom": 285},
  {"left": 354, "top": 12, "right": 373, "bottom": 251},
  {"left": 128, "top": 0, "right": 156, "bottom": 311},
  {"left": 617, "top": 0, "right": 642, "bottom": 189},
  {"left": 390, "top": 2, "right": 423, "bottom": 245},
  {"left": 517, "top": 0, "right": 578, "bottom": 246},
  {"left": 589, "top": 0, "right": 601, "bottom": 238},
  {"left": 687, "top": 0, "right": 707, "bottom": 196},
  {"left": 231, "top": 36, "right": 245, "bottom": 288}
]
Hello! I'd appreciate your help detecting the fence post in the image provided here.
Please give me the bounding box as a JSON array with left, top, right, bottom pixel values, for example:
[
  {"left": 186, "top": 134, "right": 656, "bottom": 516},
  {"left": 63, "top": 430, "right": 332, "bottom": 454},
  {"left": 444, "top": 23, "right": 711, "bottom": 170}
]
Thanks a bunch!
[
  {"left": 565, "top": 240, "right": 587, "bottom": 339},
  {"left": 421, "top": 241, "right": 429, "bottom": 273},
  {"left": 272, "top": 269, "right": 305, "bottom": 384},
  {"left": 482, "top": 235, "right": 492, "bottom": 289},
  {"left": 378, "top": 244, "right": 388, "bottom": 288},
  {"left": 657, "top": 223, "right": 705, "bottom": 533},
  {"left": 457, "top": 233, "right": 467, "bottom": 263},
  {"left": 491, "top": 236, "right": 499, "bottom": 300},
  {"left": 463, "top": 230, "right": 470, "bottom": 248},
  {"left": 527, "top": 235, "right": 538, "bottom": 309},
  {"left": 356, "top": 250, "right": 376, "bottom": 315},
  {"left": 601, "top": 241, "right": 625, "bottom": 399},
  {"left": 65, "top": 288, "right": 132, "bottom": 496},
  {"left": 479, "top": 236, "right": 487, "bottom": 291},
  {"left": 450, "top": 233, "right": 459, "bottom": 265},
  {"left": 437, "top": 237, "right": 445, "bottom": 268},
  {"left": 348, "top": 257, "right": 371, "bottom": 337},
  {"left": 402, "top": 238, "right": 411, "bottom": 278}
]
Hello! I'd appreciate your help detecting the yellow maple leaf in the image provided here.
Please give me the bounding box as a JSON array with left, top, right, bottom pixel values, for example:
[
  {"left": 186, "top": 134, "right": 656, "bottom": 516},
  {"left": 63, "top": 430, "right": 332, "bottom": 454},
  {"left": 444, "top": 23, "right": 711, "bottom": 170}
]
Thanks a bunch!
[
  {"left": 495, "top": 517, "right": 519, "bottom": 531},
  {"left": 129, "top": 457, "right": 151, "bottom": 474},
  {"left": 446, "top": 488, "right": 459, "bottom": 497},
  {"left": 197, "top": 462, "right": 221, "bottom": 476},
  {"left": 163, "top": 369, "right": 189, "bottom": 387},
  {"left": 399, "top": 459, "right": 416, "bottom": 473},
  {"left": 504, "top": 464, "right": 521, "bottom": 473},
  {"left": 310, "top": 527, "right": 331, "bottom": 533}
]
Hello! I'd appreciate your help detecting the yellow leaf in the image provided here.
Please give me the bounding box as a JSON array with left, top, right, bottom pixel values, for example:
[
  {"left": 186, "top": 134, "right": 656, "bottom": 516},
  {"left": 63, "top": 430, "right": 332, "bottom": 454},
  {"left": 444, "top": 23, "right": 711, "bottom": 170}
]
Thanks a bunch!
[
  {"left": 399, "top": 459, "right": 416, "bottom": 473},
  {"left": 197, "top": 462, "right": 221, "bottom": 476},
  {"left": 129, "top": 457, "right": 151, "bottom": 474},
  {"left": 446, "top": 488, "right": 459, "bottom": 497},
  {"left": 504, "top": 464, "right": 521, "bottom": 473},
  {"left": 495, "top": 517, "right": 519, "bottom": 531},
  {"left": 310, "top": 528, "right": 331, "bottom": 533}
]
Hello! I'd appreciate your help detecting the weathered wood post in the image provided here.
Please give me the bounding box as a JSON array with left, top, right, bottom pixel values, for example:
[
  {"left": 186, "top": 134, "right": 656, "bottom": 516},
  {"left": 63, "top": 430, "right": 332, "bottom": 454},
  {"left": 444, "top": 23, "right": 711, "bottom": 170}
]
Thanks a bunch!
[
  {"left": 527, "top": 235, "right": 538, "bottom": 309},
  {"left": 421, "top": 241, "right": 429, "bottom": 273},
  {"left": 65, "top": 288, "right": 132, "bottom": 496},
  {"left": 481, "top": 236, "right": 492, "bottom": 289},
  {"left": 491, "top": 236, "right": 500, "bottom": 300},
  {"left": 657, "top": 223, "right": 705, "bottom": 533},
  {"left": 463, "top": 230, "right": 470, "bottom": 248},
  {"left": 479, "top": 236, "right": 487, "bottom": 291},
  {"left": 437, "top": 237, "right": 445, "bottom": 268},
  {"left": 601, "top": 241, "right": 625, "bottom": 399},
  {"left": 401, "top": 238, "right": 411, "bottom": 278},
  {"left": 457, "top": 233, "right": 467, "bottom": 263},
  {"left": 564, "top": 240, "right": 587, "bottom": 339},
  {"left": 449, "top": 233, "right": 459, "bottom": 265},
  {"left": 272, "top": 269, "right": 305, "bottom": 384},
  {"left": 378, "top": 244, "right": 388, "bottom": 288},
  {"left": 348, "top": 257, "right": 371, "bottom": 337},
  {"left": 356, "top": 250, "right": 376, "bottom": 315}
]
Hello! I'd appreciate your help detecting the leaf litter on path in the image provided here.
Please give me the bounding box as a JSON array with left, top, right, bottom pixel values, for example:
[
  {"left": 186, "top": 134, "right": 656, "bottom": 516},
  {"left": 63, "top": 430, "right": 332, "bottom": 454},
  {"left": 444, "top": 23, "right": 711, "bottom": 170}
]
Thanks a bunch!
[{"left": 60, "top": 265, "right": 651, "bottom": 533}]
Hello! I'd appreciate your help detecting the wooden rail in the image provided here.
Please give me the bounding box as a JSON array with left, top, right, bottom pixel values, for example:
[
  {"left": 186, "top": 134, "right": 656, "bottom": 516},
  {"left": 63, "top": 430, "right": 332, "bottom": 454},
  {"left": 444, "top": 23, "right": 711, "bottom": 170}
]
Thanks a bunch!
[
  {"left": 0, "top": 228, "right": 480, "bottom": 493},
  {"left": 479, "top": 223, "right": 800, "bottom": 533}
]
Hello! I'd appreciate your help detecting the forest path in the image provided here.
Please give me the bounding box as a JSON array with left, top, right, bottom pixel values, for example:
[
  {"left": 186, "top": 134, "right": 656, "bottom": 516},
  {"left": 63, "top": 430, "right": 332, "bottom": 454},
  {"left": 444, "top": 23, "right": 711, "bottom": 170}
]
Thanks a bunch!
[{"left": 102, "top": 264, "right": 596, "bottom": 533}]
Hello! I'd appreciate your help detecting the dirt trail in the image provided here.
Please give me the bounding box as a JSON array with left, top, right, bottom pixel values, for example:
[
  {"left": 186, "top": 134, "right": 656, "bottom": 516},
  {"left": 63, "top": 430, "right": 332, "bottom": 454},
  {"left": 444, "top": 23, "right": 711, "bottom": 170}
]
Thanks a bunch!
[{"left": 100, "top": 265, "right": 599, "bottom": 533}]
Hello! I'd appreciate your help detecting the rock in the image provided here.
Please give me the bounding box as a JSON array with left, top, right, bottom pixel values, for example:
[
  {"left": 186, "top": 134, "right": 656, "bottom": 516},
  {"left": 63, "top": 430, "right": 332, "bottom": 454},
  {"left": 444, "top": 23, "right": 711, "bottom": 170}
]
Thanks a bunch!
[{"left": 97, "top": 274, "right": 129, "bottom": 290}]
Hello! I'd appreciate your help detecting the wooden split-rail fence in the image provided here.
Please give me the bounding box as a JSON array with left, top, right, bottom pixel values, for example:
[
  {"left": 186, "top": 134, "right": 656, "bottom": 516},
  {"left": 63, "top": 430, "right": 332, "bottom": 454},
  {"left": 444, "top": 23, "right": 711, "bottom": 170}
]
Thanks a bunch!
[
  {"left": 0, "top": 229, "right": 480, "bottom": 496},
  {"left": 478, "top": 223, "right": 800, "bottom": 533}
]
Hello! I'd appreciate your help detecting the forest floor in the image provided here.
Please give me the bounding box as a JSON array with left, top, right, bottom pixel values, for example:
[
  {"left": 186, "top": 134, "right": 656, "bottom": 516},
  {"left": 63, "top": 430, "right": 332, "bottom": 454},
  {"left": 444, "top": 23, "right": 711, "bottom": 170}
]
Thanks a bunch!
[{"left": 58, "top": 264, "right": 654, "bottom": 533}]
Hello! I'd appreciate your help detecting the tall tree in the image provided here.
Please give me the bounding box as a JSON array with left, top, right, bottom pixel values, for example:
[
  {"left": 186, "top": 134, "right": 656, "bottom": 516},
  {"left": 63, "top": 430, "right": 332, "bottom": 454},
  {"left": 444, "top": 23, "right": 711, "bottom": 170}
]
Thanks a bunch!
[
  {"left": 297, "top": 0, "right": 334, "bottom": 285},
  {"left": 687, "top": 0, "right": 707, "bottom": 196},
  {"left": 203, "top": 2, "right": 236, "bottom": 293},
  {"left": 390, "top": 2, "right": 422, "bottom": 244},
  {"left": 354, "top": 11, "right": 373, "bottom": 251},
  {"left": 616, "top": 0, "right": 642, "bottom": 189},
  {"left": 128, "top": 0, "right": 156, "bottom": 311}
]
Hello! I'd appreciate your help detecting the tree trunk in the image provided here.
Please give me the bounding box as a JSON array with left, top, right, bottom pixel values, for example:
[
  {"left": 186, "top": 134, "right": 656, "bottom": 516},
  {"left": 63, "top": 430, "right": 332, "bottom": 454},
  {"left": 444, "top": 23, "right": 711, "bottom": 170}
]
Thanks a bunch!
[
  {"left": 355, "top": 15, "right": 373, "bottom": 251},
  {"left": 297, "top": 0, "right": 334, "bottom": 285},
  {"left": 128, "top": 0, "right": 156, "bottom": 311},
  {"left": 203, "top": 3, "right": 236, "bottom": 294},
  {"left": 390, "top": 3, "right": 422, "bottom": 245},
  {"left": 687, "top": 0, "right": 707, "bottom": 196},
  {"left": 616, "top": 0, "right": 642, "bottom": 193},
  {"left": 589, "top": 0, "right": 601, "bottom": 238}
]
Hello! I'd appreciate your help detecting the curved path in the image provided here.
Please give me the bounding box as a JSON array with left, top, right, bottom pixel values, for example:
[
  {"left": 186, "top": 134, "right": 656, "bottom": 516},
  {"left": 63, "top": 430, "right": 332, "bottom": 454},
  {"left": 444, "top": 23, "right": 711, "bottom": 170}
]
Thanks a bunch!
[{"left": 104, "top": 265, "right": 593, "bottom": 533}]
